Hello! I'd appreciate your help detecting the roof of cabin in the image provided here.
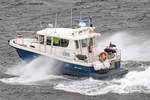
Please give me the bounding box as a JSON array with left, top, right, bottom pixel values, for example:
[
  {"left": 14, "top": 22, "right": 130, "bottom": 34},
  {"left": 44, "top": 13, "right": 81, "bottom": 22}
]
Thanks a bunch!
[{"left": 37, "top": 27, "right": 101, "bottom": 40}]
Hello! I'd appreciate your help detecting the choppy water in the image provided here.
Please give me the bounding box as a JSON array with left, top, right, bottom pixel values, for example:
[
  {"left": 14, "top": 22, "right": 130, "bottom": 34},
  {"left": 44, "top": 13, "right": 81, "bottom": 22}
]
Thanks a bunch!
[{"left": 0, "top": 30, "right": 150, "bottom": 98}]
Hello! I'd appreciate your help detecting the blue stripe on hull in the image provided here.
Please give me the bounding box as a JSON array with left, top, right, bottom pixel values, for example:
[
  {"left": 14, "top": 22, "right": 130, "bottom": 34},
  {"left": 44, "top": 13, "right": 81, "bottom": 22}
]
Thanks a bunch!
[
  {"left": 60, "top": 63, "right": 95, "bottom": 77},
  {"left": 16, "top": 48, "right": 40, "bottom": 61},
  {"left": 60, "top": 63, "right": 128, "bottom": 78},
  {"left": 15, "top": 48, "right": 128, "bottom": 79}
]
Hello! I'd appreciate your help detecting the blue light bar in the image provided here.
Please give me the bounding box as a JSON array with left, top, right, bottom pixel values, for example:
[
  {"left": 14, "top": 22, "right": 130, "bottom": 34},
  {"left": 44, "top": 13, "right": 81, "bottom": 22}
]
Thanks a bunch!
[
  {"left": 73, "top": 19, "right": 89, "bottom": 23},
  {"left": 17, "top": 33, "right": 23, "bottom": 35}
]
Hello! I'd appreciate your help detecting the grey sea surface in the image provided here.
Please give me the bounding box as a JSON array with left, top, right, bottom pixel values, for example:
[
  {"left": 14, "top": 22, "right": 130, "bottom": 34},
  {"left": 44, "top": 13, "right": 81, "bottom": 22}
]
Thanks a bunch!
[{"left": 0, "top": 0, "right": 150, "bottom": 100}]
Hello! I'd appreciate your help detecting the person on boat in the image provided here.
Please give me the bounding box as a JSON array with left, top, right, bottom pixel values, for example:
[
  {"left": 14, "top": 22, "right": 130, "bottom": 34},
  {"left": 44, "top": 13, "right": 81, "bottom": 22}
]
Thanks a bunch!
[
  {"left": 39, "top": 35, "right": 44, "bottom": 44},
  {"left": 53, "top": 37, "right": 60, "bottom": 46},
  {"left": 104, "top": 43, "right": 117, "bottom": 59},
  {"left": 47, "top": 37, "right": 51, "bottom": 45},
  {"left": 61, "top": 39, "right": 69, "bottom": 47}
]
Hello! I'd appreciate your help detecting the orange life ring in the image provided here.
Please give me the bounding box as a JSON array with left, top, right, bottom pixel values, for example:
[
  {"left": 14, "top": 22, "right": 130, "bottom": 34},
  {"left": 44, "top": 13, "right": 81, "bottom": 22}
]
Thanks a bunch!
[{"left": 99, "top": 52, "right": 107, "bottom": 63}]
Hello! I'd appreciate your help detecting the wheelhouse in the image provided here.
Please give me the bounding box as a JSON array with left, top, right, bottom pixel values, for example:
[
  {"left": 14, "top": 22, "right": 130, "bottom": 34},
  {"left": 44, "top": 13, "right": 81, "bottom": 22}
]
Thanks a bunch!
[
  {"left": 37, "top": 34, "right": 95, "bottom": 49},
  {"left": 36, "top": 27, "right": 100, "bottom": 63},
  {"left": 38, "top": 35, "right": 70, "bottom": 47}
]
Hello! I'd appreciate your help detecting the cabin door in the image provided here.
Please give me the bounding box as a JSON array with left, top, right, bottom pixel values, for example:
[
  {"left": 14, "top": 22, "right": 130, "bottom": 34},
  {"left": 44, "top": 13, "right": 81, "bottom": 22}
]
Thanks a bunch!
[
  {"left": 80, "top": 39, "right": 88, "bottom": 55},
  {"left": 79, "top": 38, "right": 94, "bottom": 62},
  {"left": 79, "top": 39, "right": 89, "bottom": 62},
  {"left": 39, "top": 35, "right": 46, "bottom": 53},
  {"left": 46, "top": 36, "right": 52, "bottom": 55}
]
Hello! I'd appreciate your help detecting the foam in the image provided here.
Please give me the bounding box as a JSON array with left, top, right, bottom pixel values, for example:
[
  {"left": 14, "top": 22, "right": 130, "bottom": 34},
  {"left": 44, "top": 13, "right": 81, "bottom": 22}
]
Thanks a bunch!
[
  {"left": 55, "top": 66, "right": 150, "bottom": 95},
  {"left": 0, "top": 56, "right": 64, "bottom": 85},
  {"left": 97, "top": 31, "right": 150, "bottom": 61}
]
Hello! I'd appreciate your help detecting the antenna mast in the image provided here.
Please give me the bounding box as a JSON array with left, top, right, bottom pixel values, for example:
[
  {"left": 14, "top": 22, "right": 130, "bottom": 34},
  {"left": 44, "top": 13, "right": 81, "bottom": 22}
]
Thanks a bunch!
[
  {"left": 71, "top": 8, "right": 73, "bottom": 28},
  {"left": 55, "top": 13, "right": 58, "bottom": 28}
]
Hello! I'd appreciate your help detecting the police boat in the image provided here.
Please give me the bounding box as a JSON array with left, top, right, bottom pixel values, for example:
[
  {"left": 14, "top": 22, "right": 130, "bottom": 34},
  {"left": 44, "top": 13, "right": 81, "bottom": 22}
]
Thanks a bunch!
[{"left": 8, "top": 19, "right": 128, "bottom": 79}]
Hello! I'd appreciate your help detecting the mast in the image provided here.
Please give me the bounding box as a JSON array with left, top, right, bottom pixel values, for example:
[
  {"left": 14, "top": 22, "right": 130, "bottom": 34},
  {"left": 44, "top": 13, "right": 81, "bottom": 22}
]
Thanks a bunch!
[
  {"left": 71, "top": 8, "right": 73, "bottom": 28},
  {"left": 55, "top": 13, "right": 57, "bottom": 33},
  {"left": 55, "top": 13, "right": 58, "bottom": 28}
]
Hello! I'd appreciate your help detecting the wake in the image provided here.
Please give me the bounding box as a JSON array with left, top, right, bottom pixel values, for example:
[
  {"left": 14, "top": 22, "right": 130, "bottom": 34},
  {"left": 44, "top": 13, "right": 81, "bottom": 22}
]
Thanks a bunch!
[{"left": 55, "top": 65, "right": 150, "bottom": 95}]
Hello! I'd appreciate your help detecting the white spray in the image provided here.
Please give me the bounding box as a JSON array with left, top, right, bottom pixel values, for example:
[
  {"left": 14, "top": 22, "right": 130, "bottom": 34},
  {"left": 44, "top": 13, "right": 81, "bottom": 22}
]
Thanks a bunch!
[
  {"left": 55, "top": 65, "right": 150, "bottom": 95},
  {"left": 0, "top": 56, "right": 64, "bottom": 85},
  {"left": 97, "top": 31, "right": 150, "bottom": 61}
]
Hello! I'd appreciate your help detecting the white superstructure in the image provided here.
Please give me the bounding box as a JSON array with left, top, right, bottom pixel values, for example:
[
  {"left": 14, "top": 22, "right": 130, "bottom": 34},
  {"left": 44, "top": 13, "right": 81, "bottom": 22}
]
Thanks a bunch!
[{"left": 9, "top": 24, "right": 121, "bottom": 70}]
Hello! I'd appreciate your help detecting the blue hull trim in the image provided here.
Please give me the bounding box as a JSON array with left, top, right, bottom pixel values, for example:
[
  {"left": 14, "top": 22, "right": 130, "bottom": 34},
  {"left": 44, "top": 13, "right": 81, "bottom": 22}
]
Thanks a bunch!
[
  {"left": 15, "top": 48, "right": 128, "bottom": 79},
  {"left": 16, "top": 48, "right": 40, "bottom": 61}
]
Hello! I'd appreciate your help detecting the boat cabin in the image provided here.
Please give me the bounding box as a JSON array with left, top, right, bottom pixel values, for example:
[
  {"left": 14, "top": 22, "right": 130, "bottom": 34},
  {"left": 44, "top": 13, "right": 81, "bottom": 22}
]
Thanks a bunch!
[{"left": 36, "top": 27, "right": 100, "bottom": 63}]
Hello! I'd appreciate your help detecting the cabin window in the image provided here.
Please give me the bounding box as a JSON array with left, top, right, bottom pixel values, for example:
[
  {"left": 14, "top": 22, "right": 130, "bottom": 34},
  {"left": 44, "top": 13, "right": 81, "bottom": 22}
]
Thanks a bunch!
[
  {"left": 75, "top": 40, "right": 79, "bottom": 49},
  {"left": 60, "top": 39, "right": 69, "bottom": 47},
  {"left": 82, "top": 39, "right": 87, "bottom": 47},
  {"left": 53, "top": 37, "right": 69, "bottom": 47},
  {"left": 89, "top": 38, "right": 93, "bottom": 46},
  {"left": 53, "top": 37, "right": 60, "bottom": 46},
  {"left": 47, "top": 37, "right": 51, "bottom": 45},
  {"left": 39, "top": 35, "right": 44, "bottom": 44}
]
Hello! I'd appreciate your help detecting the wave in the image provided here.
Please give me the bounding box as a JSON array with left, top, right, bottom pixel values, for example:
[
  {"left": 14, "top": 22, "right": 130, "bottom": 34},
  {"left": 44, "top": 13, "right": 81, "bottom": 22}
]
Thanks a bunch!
[{"left": 55, "top": 65, "right": 150, "bottom": 95}]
